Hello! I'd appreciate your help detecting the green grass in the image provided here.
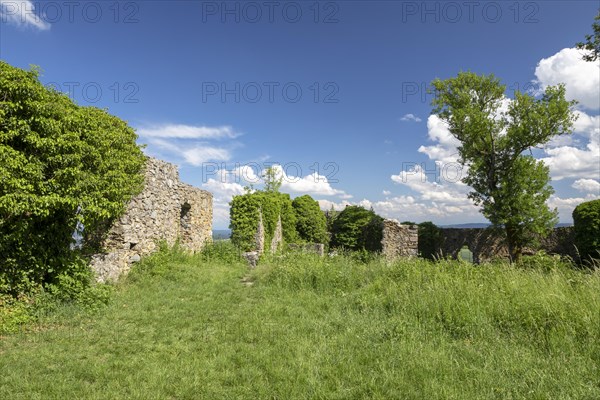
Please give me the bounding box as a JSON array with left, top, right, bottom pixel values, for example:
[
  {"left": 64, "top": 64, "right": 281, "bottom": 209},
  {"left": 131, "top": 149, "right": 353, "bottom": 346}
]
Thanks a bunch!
[{"left": 1, "top": 244, "right": 599, "bottom": 399}]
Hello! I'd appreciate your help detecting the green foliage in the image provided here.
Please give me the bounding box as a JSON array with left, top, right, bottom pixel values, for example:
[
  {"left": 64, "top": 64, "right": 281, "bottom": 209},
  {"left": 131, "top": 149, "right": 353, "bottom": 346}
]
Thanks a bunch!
[
  {"left": 292, "top": 195, "right": 328, "bottom": 244},
  {"left": 417, "top": 221, "right": 441, "bottom": 260},
  {"left": 330, "top": 205, "right": 382, "bottom": 251},
  {"left": 573, "top": 199, "right": 600, "bottom": 263},
  {"left": 262, "top": 166, "right": 282, "bottom": 193},
  {"left": 431, "top": 72, "right": 577, "bottom": 262},
  {"left": 0, "top": 62, "right": 145, "bottom": 296},
  {"left": 576, "top": 10, "right": 600, "bottom": 62},
  {"left": 229, "top": 190, "right": 298, "bottom": 251}
]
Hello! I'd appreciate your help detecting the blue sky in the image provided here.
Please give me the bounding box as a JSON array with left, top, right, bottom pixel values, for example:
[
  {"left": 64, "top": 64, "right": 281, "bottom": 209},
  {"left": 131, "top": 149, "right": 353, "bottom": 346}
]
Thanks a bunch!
[{"left": 2, "top": 0, "right": 599, "bottom": 228}]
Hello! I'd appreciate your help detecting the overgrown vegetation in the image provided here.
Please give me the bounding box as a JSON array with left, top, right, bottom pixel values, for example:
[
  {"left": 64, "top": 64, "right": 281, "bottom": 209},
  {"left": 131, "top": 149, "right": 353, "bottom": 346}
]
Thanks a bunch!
[
  {"left": 330, "top": 205, "right": 383, "bottom": 251},
  {"left": 0, "top": 62, "right": 145, "bottom": 298},
  {"left": 573, "top": 199, "right": 600, "bottom": 263},
  {"left": 292, "top": 195, "right": 328, "bottom": 244},
  {"left": 1, "top": 245, "right": 598, "bottom": 399},
  {"left": 229, "top": 190, "right": 297, "bottom": 251}
]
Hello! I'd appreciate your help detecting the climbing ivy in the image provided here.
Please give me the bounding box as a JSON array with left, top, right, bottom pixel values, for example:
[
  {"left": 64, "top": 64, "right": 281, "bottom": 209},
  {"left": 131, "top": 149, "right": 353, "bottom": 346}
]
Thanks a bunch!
[{"left": 229, "top": 191, "right": 298, "bottom": 252}]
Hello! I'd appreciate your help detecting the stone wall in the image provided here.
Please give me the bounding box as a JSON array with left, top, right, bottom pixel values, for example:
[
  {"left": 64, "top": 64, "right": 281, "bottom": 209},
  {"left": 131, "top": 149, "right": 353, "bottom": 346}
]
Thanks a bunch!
[
  {"left": 90, "top": 157, "right": 212, "bottom": 282},
  {"left": 381, "top": 219, "right": 418, "bottom": 260},
  {"left": 437, "top": 227, "right": 576, "bottom": 262}
]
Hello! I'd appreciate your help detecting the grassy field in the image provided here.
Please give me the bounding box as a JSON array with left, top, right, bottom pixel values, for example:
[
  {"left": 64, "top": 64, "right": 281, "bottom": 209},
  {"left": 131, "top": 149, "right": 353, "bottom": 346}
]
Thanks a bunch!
[{"left": 1, "top": 244, "right": 599, "bottom": 399}]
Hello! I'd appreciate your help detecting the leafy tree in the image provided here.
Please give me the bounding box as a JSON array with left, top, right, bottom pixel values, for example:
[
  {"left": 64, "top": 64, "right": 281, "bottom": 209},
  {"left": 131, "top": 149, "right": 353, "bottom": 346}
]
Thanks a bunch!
[
  {"left": 418, "top": 221, "right": 441, "bottom": 260},
  {"left": 263, "top": 166, "right": 282, "bottom": 193},
  {"left": 573, "top": 199, "right": 600, "bottom": 263},
  {"left": 576, "top": 10, "right": 600, "bottom": 62},
  {"left": 330, "top": 205, "right": 382, "bottom": 251},
  {"left": 431, "top": 72, "right": 577, "bottom": 262},
  {"left": 0, "top": 62, "right": 145, "bottom": 295},
  {"left": 292, "top": 195, "right": 329, "bottom": 244}
]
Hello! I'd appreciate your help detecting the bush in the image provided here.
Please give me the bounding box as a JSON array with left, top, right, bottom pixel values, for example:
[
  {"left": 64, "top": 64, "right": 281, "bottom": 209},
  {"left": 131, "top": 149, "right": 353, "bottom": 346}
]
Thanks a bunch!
[
  {"left": 292, "top": 195, "right": 329, "bottom": 244},
  {"left": 573, "top": 199, "right": 600, "bottom": 263},
  {"left": 418, "top": 221, "right": 442, "bottom": 260},
  {"left": 330, "top": 206, "right": 383, "bottom": 251},
  {"left": 0, "top": 62, "right": 145, "bottom": 296}
]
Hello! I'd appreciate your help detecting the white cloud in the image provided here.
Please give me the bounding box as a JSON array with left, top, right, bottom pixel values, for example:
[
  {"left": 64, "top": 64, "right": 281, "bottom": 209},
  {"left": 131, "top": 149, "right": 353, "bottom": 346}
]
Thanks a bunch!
[
  {"left": 137, "top": 124, "right": 240, "bottom": 140},
  {"left": 572, "top": 179, "right": 600, "bottom": 194},
  {"left": 548, "top": 194, "right": 600, "bottom": 221},
  {"left": 534, "top": 47, "right": 600, "bottom": 110},
  {"left": 400, "top": 113, "right": 422, "bottom": 122},
  {"left": 382, "top": 190, "right": 391, "bottom": 196},
  {"left": 540, "top": 109, "right": 600, "bottom": 181},
  {"left": 147, "top": 138, "right": 230, "bottom": 166},
  {"left": 418, "top": 115, "right": 462, "bottom": 164},
  {"left": 268, "top": 165, "right": 350, "bottom": 198},
  {"left": 0, "top": 0, "right": 51, "bottom": 30}
]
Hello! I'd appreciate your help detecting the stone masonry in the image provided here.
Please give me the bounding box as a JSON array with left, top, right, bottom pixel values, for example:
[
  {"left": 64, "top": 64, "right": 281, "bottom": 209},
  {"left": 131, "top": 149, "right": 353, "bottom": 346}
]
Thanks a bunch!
[
  {"left": 381, "top": 219, "right": 418, "bottom": 260},
  {"left": 90, "top": 157, "right": 212, "bottom": 282}
]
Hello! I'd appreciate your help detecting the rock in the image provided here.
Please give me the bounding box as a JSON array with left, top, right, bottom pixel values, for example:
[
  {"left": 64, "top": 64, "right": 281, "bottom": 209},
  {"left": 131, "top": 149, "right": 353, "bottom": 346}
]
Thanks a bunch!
[{"left": 242, "top": 251, "right": 259, "bottom": 268}]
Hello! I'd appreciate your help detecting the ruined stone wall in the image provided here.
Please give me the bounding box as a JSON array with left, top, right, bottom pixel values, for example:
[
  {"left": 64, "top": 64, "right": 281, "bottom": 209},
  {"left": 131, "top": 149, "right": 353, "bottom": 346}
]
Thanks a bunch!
[
  {"left": 381, "top": 219, "right": 418, "bottom": 260},
  {"left": 90, "top": 157, "right": 212, "bottom": 282},
  {"left": 437, "top": 227, "right": 576, "bottom": 262}
]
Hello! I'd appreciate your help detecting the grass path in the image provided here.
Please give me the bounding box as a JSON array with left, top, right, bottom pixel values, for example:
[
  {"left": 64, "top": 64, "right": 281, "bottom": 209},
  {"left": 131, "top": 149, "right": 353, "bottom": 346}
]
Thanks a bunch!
[{"left": 1, "top": 248, "right": 599, "bottom": 399}]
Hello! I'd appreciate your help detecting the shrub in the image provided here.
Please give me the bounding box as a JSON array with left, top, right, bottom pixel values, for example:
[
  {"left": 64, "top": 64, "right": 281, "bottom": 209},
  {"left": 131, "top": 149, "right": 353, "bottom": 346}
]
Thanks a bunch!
[
  {"left": 573, "top": 199, "right": 600, "bottom": 263},
  {"left": 0, "top": 62, "right": 146, "bottom": 296},
  {"left": 330, "top": 206, "right": 382, "bottom": 251},
  {"left": 418, "top": 221, "right": 442, "bottom": 260},
  {"left": 292, "top": 195, "right": 329, "bottom": 244}
]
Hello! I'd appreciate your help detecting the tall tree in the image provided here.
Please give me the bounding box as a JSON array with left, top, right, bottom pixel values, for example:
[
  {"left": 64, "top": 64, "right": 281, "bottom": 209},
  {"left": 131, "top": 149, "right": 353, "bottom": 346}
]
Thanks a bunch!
[
  {"left": 576, "top": 10, "right": 600, "bottom": 62},
  {"left": 431, "top": 72, "right": 577, "bottom": 262}
]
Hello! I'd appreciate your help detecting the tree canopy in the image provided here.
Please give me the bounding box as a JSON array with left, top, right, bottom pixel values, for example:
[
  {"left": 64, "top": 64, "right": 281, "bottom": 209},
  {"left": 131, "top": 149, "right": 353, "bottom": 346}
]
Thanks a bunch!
[
  {"left": 0, "top": 62, "right": 146, "bottom": 295},
  {"left": 330, "top": 206, "right": 382, "bottom": 251},
  {"left": 576, "top": 10, "right": 600, "bottom": 62},
  {"left": 431, "top": 72, "right": 577, "bottom": 262}
]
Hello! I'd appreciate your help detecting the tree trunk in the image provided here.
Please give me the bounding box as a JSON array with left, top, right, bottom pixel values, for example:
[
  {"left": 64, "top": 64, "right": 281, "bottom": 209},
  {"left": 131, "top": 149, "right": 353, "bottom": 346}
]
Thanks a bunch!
[{"left": 505, "top": 225, "right": 522, "bottom": 263}]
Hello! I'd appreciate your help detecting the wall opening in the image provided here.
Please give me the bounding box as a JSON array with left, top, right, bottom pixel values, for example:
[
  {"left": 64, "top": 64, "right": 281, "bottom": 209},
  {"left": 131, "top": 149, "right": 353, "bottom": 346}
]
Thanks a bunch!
[{"left": 180, "top": 202, "right": 192, "bottom": 243}]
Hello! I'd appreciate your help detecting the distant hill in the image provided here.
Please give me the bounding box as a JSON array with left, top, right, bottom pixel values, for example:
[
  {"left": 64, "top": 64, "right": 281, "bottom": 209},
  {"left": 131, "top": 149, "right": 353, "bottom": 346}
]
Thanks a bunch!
[
  {"left": 212, "top": 230, "right": 231, "bottom": 240},
  {"left": 439, "top": 223, "right": 573, "bottom": 229}
]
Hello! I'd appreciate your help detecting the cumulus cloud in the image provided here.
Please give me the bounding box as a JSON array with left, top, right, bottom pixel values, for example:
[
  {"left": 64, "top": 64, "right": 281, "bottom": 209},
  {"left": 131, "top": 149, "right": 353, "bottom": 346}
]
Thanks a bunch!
[
  {"left": 534, "top": 47, "right": 600, "bottom": 110},
  {"left": 548, "top": 194, "right": 600, "bottom": 220},
  {"left": 137, "top": 124, "right": 240, "bottom": 140},
  {"left": 268, "top": 165, "right": 350, "bottom": 198},
  {"left": 400, "top": 113, "right": 422, "bottom": 122},
  {"left": 572, "top": 179, "right": 600, "bottom": 194},
  {"left": 0, "top": 0, "right": 51, "bottom": 30},
  {"left": 540, "top": 110, "right": 600, "bottom": 181},
  {"left": 418, "top": 115, "right": 462, "bottom": 164}
]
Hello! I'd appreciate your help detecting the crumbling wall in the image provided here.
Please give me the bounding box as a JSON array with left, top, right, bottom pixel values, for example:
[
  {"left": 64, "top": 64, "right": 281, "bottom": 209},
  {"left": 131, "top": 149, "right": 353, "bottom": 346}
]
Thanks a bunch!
[
  {"left": 90, "top": 157, "right": 212, "bottom": 282},
  {"left": 437, "top": 227, "right": 576, "bottom": 262},
  {"left": 381, "top": 219, "right": 418, "bottom": 260}
]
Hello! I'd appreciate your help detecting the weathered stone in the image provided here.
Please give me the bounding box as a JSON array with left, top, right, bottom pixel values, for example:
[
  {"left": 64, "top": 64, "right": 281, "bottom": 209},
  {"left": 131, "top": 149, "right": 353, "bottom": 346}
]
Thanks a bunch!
[
  {"left": 381, "top": 219, "right": 418, "bottom": 261},
  {"left": 270, "top": 215, "right": 283, "bottom": 253},
  {"left": 255, "top": 209, "right": 265, "bottom": 255},
  {"left": 437, "top": 227, "right": 576, "bottom": 262},
  {"left": 242, "top": 251, "right": 259, "bottom": 268},
  {"left": 89, "top": 157, "right": 213, "bottom": 283}
]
